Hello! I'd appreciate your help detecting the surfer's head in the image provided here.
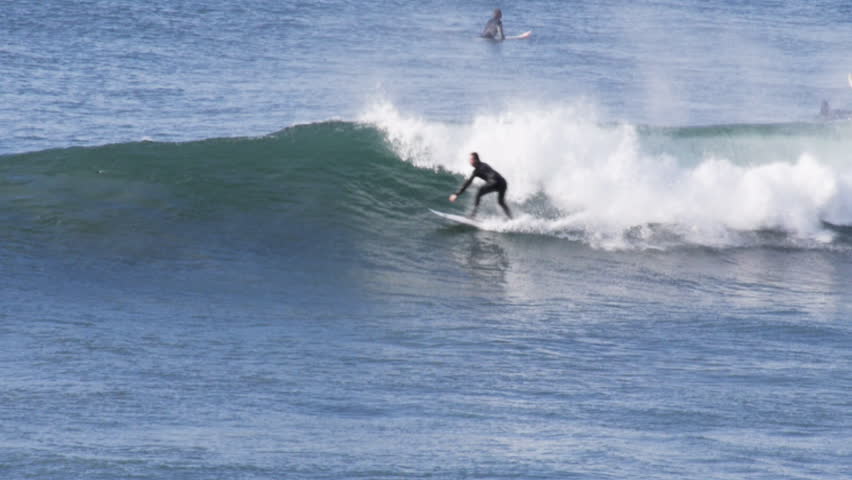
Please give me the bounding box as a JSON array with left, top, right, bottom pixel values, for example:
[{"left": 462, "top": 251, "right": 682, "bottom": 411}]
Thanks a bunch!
[
  {"left": 470, "top": 152, "right": 481, "bottom": 166},
  {"left": 493, "top": 8, "right": 502, "bottom": 19}
]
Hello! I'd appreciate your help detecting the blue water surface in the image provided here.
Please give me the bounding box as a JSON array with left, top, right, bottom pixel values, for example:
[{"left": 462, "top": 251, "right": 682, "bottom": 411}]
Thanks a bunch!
[{"left": 2, "top": 1, "right": 852, "bottom": 479}]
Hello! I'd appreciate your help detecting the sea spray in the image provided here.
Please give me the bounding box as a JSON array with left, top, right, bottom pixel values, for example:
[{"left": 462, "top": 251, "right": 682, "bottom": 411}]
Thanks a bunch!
[{"left": 363, "top": 101, "right": 851, "bottom": 248}]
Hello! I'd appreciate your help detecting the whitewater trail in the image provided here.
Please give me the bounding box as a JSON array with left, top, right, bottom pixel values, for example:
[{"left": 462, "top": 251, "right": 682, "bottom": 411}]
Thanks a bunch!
[{"left": 362, "top": 101, "right": 852, "bottom": 249}]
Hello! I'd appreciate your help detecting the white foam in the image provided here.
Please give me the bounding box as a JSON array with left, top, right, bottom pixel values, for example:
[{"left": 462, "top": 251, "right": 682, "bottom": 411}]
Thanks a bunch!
[{"left": 361, "top": 101, "right": 852, "bottom": 249}]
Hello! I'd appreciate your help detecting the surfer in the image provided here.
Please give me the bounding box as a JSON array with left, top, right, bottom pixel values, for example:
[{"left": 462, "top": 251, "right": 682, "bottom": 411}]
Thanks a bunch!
[
  {"left": 818, "top": 100, "right": 852, "bottom": 121},
  {"left": 481, "top": 8, "right": 505, "bottom": 41},
  {"left": 449, "top": 152, "right": 512, "bottom": 219}
]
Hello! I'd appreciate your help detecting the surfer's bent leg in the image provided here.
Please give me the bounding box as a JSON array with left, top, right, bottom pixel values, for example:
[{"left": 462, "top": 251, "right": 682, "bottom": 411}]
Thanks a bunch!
[
  {"left": 497, "top": 180, "right": 512, "bottom": 219},
  {"left": 472, "top": 182, "right": 499, "bottom": 217}
]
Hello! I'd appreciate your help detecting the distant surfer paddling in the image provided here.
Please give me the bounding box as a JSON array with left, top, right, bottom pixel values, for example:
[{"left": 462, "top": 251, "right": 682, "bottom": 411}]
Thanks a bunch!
[
  {"left": 819, "top": 100, "right": 852, "bottom": 121},
  {"left": 481, "top": 8, "right": 505, "bottom": 41},
  {"left": 449, "top": 152, "right": 512, "bottom": 219}
]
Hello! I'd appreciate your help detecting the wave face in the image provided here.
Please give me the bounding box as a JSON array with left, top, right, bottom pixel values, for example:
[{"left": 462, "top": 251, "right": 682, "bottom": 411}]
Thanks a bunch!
[
  {"left": 3, "top": 104, "right": 852, "bottom": 256},
  {"left": 0, "top": 123, "right": 388, "bottom": 260}
]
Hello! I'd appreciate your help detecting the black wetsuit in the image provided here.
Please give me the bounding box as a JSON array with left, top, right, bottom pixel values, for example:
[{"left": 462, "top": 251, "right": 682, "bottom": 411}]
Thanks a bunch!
[
  {"left": 481, "top": 16, "right": 504, "bottom": 40},
  {"left": 456, "top": 161, "right": 512, "bottom": 218}
]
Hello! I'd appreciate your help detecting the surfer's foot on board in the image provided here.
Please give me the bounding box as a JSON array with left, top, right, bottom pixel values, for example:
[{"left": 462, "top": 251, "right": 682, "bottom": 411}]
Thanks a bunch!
[{"left": 469, "top": 208, "right": 515, "bottom": 220}]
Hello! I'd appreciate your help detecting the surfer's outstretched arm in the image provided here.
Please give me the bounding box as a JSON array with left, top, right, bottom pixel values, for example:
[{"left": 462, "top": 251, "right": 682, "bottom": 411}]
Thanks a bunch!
[
  {"left": 457, "top": 172, "right": 476, "bottom": 195},
  {"left": 449, "top": 172, "right": 476, "bottom": 202}
]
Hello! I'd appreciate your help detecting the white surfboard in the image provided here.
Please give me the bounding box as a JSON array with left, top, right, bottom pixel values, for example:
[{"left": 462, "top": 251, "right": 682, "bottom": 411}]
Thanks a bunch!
[
  {"left": 847, "top": 72, "right": 852, "bottom": 89},
  {"left": 430, "top": 209, "right": 481, "bottom": 227},
  {"left": 506, "top": 30, "right": 532, "bottom": 40}
]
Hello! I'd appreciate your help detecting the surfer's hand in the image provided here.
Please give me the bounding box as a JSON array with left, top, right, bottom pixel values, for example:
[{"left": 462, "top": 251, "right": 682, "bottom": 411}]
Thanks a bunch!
[{"left": 449, "top": 194, "right": 457, "bottom": 202}]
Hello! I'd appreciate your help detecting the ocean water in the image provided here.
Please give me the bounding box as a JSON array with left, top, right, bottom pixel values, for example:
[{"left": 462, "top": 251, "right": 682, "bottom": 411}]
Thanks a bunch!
[{"left": 2, "top": 1, "right": 852, "bottom": 479}]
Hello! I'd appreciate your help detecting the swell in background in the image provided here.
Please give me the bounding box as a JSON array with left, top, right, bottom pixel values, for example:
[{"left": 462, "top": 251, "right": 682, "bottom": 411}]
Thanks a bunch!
[{"left": 3, "top": 0, "right": 852, "bottom": 153}]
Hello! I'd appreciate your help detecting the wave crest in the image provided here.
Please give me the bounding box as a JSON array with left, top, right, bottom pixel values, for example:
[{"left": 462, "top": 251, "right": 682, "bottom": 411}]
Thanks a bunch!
[{"left": 363, "top": 101, "right": 852, "bottom": 249}]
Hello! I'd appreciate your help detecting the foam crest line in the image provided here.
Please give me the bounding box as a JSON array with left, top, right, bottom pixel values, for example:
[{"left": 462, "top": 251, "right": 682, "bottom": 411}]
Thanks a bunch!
[{"left": 362, "top": 101, "right": 852, "bottom": 248}]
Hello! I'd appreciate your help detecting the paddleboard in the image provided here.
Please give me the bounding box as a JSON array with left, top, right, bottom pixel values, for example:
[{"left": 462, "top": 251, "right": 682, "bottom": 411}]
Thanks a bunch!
[
  {"left": 430, "top": 209, "right": 481, "bottom": 227},
  {"left": 848, "top": 72, "right": 852, "bottom": 89},
  {"left": 507, "top": 30, "right": 532, "bottom": 40}
]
